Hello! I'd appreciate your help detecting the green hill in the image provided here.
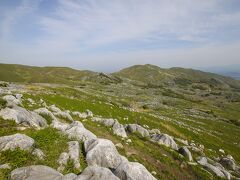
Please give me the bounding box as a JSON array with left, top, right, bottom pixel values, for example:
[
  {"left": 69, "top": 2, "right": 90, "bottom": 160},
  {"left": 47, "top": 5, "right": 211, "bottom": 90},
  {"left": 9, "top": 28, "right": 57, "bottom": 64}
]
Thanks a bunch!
[
  {"left": 0, "top": 63, "right": 240, "bottom": 89},
  {"left": 113, "top": 64, "right": 240, "bottom": 89}
]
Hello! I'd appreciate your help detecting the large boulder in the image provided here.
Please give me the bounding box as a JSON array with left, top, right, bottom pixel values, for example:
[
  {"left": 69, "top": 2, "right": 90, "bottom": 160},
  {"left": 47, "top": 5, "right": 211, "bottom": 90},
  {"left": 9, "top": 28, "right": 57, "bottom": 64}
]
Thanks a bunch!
[
  {"left": 0, "top": 106, "right": 48, "bottom": 129},
  {"left": 0, "top": 133, "right": 34, "bottom": 151},
  {"left": 2, "top": 95, "right": 21, "bottom": 107},
  {"left": 65, "top": 121, "right": 97, "bottom": 142},
  {"left": 151, "top": 134, "right": 178, "bottom": 150},
  {"left": 114, "top": 156, "right": 156, "bottom": 180},
  {"left": 112, "top": 121, "right": 127, "bottom": 138},
  {"left": 125, "top": 124, "right": 150, "bottom": 138},
  {"left": 10, "top": 165, "right": 63, "bottom": 180},
  {"left": 84, "top": 138, "right": 122, "bottom": 169},
  {"left": 76, "top": 166, "right": 119, "bottom": 180},
  {"left": 178, "top": 146, "right": 193, "bottom": 161}
]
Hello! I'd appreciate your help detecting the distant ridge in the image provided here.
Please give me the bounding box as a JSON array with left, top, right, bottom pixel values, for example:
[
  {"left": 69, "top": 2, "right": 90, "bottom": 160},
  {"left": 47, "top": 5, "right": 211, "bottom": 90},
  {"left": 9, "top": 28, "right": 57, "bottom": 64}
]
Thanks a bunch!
[{"left": 0, "top": 63, "right": 240, "bottom": 89}]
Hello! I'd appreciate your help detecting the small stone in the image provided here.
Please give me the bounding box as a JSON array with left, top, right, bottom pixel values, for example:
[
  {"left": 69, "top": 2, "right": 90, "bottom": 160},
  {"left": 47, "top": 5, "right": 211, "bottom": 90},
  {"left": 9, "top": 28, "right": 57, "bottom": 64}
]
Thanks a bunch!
[
  {"left": 0, "top": 163, "right": 11, "bottom": 169},
  {"left": 115, "top": 143, "right": 124, "bottom": 149},
  {"left": 219, "top": 149, "right": 225, "bottom": 154}
]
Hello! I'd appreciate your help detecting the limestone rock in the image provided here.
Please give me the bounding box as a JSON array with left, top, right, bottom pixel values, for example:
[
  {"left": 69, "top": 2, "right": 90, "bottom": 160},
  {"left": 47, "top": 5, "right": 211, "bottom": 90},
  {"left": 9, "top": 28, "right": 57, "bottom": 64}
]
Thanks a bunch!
[
  {"left": 76, "top": 166, "right": 119, "bottom": 180},
  {"left": 151, "top": 134, "right": 178, "bottom": 150},
  {"left": 112, "top": 121, "right": 127, "bottom": 138},
  {"left": 51, "top": 120, "right": 69, "bottom": 132},
  {"left": 114, "top": 156, "right": 156, "bottom": 180},
  {"left": 0, "top": 133, "right": 34, "bottom": 151},
  {"left": 2, "top": 95, "right": 21, "bottom": 107},
  {"left": 84, "top": 138, "right": 122, "bottom": 169},
  {"left": 65, "top": 121, "right": 97, "bottom": 142},
  {"left": 49, "top": 105, "right": 62, "bottom": 113},
  {"left": 178, "top": 146, "right": 193, "bottom": 161},
  {"left": 34, "top": 107, "right": 57, "bottom": 122},
  {"left": 61, "top": 173, "right": 77, "bottom": 180},
  {"left": 92, "top": 117, "right": 116, "bottom": 127},
  {"left": 68, "top": 141, "right": 81, "bottom": 170},
  {"left": 125, "top": 124, "right": 150, "bottom": 138},
  {"left": 197, "top": 157, "right": 229, "bottom": 179},
  {"left": 0, "top": 106, "right": 48, "bottom": 129},
  {"left": 10, "top": 165, "right": 63, "bottom": 180}
]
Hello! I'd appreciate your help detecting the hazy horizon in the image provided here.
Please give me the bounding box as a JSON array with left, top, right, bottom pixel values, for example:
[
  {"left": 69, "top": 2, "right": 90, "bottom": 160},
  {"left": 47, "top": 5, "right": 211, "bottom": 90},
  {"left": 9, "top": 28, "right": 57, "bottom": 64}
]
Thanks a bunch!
[{"left": 0, "top": 0, "right": 240, "bottom": 72}]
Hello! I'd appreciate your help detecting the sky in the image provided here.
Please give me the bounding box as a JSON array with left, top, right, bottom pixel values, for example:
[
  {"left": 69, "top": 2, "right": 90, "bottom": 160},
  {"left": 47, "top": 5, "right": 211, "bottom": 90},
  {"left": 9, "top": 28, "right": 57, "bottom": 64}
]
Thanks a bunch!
[{"left": 0, "top": 0, "right": 240, "bottom": 72}]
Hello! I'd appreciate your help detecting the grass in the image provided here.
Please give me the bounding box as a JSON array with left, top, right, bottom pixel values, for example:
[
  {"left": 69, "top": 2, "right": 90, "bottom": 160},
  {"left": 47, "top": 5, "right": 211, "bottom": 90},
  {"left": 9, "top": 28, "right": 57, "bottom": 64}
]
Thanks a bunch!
[
  {"left": 0, "top": 76, "right": 240, "bottom": 180},
  {"left": 0, "top": 98, "right": 7, "bottom": 110},
  {"left": 0, "top": 126, "right": 70, "bottom": 179}
]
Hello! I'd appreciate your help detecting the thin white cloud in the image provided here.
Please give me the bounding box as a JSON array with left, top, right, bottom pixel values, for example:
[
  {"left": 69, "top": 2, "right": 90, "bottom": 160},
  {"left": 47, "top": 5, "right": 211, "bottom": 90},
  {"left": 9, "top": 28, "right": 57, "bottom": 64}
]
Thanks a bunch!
[
  {"left": 0, "top": 0, "right": 240, "bottom": 71},
  {"left": 0, "top": 0, "right": 41, "bottom": 40}
]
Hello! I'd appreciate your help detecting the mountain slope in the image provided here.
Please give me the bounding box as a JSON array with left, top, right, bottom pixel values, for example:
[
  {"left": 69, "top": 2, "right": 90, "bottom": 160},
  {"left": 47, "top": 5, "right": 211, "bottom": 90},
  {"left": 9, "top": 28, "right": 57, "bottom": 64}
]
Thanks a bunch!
[
  {"left": 0, "top": 63, "right": 97, "bottom": 84},
  {"left": 113, "top": 64, "right": 240, "bottom": 89}
]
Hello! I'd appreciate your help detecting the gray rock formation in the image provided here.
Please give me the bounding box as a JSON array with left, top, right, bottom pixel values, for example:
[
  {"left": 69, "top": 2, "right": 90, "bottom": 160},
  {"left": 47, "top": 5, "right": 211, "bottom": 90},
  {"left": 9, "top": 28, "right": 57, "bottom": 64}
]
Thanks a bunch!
[
  {"left": 151, "top": 134, "right": 178, "bottom": 150},
  {"left": 51, "top": 120, "right": 69, "bottom": 132},
  {"left": 84, "top": 138, "right": 122, "bottom": 169},
  {"left": 197, "top": 157, "right": 230, "bottom": 179},
  {"left": 10, "top": 165, "right": 63, "bottom": 180},
  {"left": 114, "top": 156, "right": 157, "bottom": 180},
  {"left": 61, "top": 173, "right": 77, "bottom": 180},
  {"left": 92, "top": 117, "right": 116, "bottom": 127},
  {"left": 34, "top": 107, "right": 57, "bottom": 122},
  {"left": 0, "top": 133, "right": 34, "bottom": 151},
  {"left": 65, "top": 121, "right": 97, "bottom": 142},
  {"left": 0, "top": 106, "right": 48, "bottom": 129},
  {"left": 178, "top": 146, "right": 193, "bottom": 161},
  {"left": 112, "top": 121, "right": 127, "bottom": 138},
  {"left": 49, "top": 105, "right": 73, "bottom": 122},
  {"left": 125, "top": 124, "right": 150, "bottom": 138},
  {"left": 76, "top": 166, "right": 119, "bottom": 180},
  {"left": 68, "top": 141, "right": 81, "bottom": 171},
  {"left": 2, "top": 95, "right": 21, "bottom": 107}
]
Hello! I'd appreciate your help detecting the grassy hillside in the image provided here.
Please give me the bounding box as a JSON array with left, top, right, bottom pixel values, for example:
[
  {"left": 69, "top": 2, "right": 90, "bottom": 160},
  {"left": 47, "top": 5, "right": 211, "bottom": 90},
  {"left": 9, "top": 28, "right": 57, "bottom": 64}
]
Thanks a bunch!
[
  {"left": 114, "top": 64, "right": 240, "bottom": 89},
  {"left": 0, "top": 63, "right": 97, "bottom": 84}
]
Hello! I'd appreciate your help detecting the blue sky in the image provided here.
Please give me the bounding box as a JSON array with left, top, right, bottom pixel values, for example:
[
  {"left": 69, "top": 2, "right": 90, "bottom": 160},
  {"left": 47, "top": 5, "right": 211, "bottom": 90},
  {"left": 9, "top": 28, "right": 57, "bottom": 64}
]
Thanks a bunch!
[{"left": 0, "top": 0, "right": 240, "bottom": 72}]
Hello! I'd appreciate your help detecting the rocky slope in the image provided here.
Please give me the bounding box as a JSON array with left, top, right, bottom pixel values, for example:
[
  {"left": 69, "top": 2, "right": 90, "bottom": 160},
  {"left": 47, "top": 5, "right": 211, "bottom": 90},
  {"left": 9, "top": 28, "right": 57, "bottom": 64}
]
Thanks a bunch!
[{"left": 0, "top": 64, "right": 240, "bottom": 179}]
